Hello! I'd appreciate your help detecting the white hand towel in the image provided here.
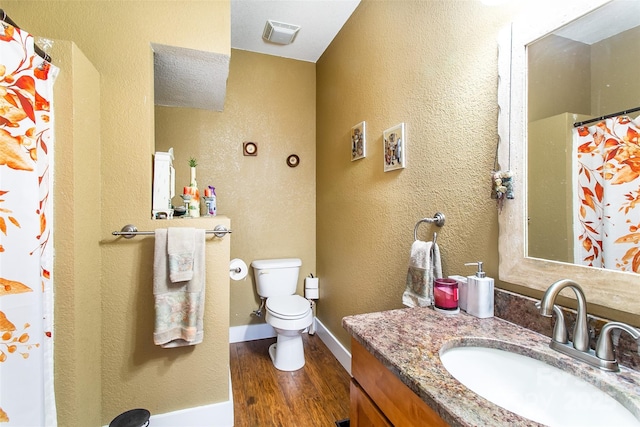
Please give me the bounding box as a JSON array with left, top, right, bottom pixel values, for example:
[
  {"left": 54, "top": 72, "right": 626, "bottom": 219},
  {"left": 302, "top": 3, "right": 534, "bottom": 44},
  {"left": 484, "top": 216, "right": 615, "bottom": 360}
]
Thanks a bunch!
[
  {"left": 168, "top": 227, "right": 196, "bottom": 283},
  {"left": 154, "top": 228, "right": 206, "bottom": 348},
  {"left": 403, "top": 240, "right": 443, "bottom": 307}
]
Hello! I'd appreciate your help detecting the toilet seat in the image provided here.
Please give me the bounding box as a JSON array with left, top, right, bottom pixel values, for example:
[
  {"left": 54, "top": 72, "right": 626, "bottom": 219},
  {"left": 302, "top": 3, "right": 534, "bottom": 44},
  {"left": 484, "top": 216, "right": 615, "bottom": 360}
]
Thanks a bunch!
[{"left": 266, "top": 295, "right": 311, "bottom": 320}]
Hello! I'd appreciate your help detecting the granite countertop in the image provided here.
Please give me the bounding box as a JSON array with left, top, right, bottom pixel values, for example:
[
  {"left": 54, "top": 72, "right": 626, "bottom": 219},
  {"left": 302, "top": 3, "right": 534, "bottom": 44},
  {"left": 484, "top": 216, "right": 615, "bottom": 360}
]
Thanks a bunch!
[{"left": 343, "top": 307, "right": 640, "bottom": 427}]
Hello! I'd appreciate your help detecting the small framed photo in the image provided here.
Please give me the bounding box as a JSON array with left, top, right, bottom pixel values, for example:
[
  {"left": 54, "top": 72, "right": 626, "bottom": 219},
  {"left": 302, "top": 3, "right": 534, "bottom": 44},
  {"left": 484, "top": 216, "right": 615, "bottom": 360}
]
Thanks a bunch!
[
  {"left": 383, "top": 123, "right": 406, "bottom": 172},
  {"left": 351, "top": 121, "right": 366, "bottom": 161}
]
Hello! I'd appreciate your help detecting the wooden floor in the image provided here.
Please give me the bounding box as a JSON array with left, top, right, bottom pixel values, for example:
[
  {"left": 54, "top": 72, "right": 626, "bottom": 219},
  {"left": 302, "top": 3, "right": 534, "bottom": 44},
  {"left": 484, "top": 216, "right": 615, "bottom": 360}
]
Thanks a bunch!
[{"left": 230, "top": 334, "right": 351, "bottom": 426}]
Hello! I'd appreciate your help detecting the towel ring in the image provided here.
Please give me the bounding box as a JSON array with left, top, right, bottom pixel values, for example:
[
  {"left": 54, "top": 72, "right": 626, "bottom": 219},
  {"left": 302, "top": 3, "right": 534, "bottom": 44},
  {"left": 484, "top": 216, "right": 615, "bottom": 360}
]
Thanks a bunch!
[{"left": 414, "top": 212, "right": 445, "bottom": 241}]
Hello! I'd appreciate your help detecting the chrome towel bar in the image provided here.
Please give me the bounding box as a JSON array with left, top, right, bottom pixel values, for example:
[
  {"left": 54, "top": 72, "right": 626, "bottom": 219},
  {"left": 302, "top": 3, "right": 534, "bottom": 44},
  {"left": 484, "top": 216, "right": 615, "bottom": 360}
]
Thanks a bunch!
[{"left": 112, "top": 224, "right": 232, "bottom": 239}]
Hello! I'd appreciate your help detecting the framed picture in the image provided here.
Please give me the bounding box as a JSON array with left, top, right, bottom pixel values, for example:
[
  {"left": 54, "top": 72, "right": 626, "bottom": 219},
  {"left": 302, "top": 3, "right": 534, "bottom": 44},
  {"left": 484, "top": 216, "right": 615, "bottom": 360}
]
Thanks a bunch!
[
  {"left": 383, "top": 123, "right": 406, "bottom": 172},
  {"left": 351, "top": 121, "right": 366, "bottom": 161}
]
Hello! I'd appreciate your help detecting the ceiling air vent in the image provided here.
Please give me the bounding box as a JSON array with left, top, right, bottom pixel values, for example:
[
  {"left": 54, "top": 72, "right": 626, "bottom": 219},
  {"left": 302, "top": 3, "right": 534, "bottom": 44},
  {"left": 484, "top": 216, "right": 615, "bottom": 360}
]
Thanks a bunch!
[{"left": 262, "top": 20, "right": 301, "bottom": 45}]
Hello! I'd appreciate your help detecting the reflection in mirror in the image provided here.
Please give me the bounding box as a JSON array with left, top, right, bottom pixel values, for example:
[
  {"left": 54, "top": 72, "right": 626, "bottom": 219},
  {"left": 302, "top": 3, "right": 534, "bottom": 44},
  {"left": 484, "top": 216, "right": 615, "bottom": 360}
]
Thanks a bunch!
[
  {"left": 497, "top": 0, "right": 640, "bottom": 319},
  {"left": 526, "top": 0, "right": 640, "bottom": 274}
]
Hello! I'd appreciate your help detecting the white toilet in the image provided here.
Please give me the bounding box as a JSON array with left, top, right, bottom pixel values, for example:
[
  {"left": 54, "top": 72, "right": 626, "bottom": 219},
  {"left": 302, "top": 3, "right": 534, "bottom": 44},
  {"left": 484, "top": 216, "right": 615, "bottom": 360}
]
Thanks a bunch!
[{"left": 251, "top": 258, "right": 313, "bottom": 371}]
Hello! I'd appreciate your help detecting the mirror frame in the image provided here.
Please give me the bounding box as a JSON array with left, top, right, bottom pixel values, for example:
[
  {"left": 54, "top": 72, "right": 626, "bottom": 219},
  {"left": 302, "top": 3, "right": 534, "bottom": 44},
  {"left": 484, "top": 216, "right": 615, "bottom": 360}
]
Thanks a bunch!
[{"left": 497, "top": 0, "right": 638, "bottom": 316}]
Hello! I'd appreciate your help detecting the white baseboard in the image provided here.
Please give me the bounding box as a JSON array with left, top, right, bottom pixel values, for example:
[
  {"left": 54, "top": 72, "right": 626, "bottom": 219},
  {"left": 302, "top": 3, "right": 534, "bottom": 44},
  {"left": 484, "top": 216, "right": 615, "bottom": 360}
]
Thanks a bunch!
[
  {"left": 103, "top": 399, "right": 233, "bottom": 427},
  {"left": 104, "top": 371, "right": 234, "bottom": 427},
  {"left": 229, "top": 318, "right": 352, "bottom": 376},
  {"left": 147, "top": 399, "right": 233, "bottom": 427},
  {"left": 229, "top": 322, "right": 275, "bottom": 343},
  {"left": 314, "top": 318, "right": 352, "bottom": 376}
]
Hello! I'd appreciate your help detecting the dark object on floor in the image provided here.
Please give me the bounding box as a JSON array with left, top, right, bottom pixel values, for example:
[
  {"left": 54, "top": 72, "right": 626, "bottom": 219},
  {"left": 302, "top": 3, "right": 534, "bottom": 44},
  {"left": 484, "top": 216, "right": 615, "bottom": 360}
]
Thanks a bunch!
[
  {"left": 335, "top": 419, "right": 350, "bottom": 427},
  {"left": 109, "top": 408, "right": 150, "bottom": 427}
]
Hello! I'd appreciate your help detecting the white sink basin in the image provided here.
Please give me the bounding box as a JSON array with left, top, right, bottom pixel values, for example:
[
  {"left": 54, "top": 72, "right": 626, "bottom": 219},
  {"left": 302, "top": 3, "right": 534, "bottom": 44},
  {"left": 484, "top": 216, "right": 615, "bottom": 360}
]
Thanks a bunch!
[{"left": 440, "top": 345, "right": 640, "bottom": 426}]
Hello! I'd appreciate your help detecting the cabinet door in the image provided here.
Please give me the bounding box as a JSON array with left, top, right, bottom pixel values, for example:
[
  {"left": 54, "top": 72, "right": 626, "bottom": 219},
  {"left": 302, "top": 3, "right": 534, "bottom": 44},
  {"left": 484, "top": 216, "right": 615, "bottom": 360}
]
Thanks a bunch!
[
  {"left": 351, "top": 339, "right": 449, "bottom": 427},
  {"left": 351, "top": 380, "right": 393, "bottom": 427}
]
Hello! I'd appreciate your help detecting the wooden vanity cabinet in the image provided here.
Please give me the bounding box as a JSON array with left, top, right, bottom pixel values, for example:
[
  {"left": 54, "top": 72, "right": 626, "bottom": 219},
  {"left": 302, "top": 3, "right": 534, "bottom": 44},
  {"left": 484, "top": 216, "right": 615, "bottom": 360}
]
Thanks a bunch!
[
  {"left": 350, "top": 338, "right": 449, "bottom": 427},
  {"left": 351, "top": 380, "right": 393, "bottom": 426}
]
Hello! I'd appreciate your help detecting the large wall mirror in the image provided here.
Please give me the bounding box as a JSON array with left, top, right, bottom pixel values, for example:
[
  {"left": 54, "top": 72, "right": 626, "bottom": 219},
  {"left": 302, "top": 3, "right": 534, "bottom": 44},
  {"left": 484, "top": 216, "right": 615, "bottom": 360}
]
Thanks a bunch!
[{"left": 498, "top": 0, "right": 640, "bottom": 317}]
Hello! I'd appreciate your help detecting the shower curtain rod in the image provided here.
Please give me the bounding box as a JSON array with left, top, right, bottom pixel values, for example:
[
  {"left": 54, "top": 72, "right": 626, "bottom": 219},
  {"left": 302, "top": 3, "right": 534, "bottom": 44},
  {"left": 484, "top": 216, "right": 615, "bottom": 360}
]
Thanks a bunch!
[
  {"left": 573, "top": 105, "right": 640, "bottom": 128},
  {"left": 0, "top": 9, "right": 52, "bottom": 63}
]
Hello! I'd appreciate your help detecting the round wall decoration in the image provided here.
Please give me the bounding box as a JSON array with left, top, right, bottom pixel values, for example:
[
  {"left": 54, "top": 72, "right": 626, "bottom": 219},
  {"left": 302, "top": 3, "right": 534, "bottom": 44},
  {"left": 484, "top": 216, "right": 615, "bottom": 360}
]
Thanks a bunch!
[
  {"left": 286, "top": 154, "right": 300, "bottom": 168},
  {"left": 243, "top": 142, "right": 257, "bottom": 156}
]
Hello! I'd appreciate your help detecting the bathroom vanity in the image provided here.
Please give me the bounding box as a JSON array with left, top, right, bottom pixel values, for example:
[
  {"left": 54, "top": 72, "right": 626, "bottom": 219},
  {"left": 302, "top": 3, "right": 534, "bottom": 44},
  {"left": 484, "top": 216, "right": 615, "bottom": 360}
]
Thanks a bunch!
[{"left": 343, "top": 307, "right": 640, "bottom": 427}]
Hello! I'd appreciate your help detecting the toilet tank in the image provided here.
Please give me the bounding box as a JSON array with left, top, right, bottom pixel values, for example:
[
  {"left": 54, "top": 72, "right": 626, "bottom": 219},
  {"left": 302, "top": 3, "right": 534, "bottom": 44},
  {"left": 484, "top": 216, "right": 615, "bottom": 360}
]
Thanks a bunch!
[{"left": 251, "top": 258, "right": 302, "bottom": 298}]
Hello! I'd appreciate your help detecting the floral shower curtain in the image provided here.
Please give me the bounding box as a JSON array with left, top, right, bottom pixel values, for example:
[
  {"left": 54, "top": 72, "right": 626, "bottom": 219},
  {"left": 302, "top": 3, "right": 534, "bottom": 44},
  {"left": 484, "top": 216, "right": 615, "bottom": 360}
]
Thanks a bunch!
[
  {"left": 574, "top": 114, "right": 640, "bottom": 273},
  {"left": 0, "top": 19, "right": 58, "bottom": 425}
]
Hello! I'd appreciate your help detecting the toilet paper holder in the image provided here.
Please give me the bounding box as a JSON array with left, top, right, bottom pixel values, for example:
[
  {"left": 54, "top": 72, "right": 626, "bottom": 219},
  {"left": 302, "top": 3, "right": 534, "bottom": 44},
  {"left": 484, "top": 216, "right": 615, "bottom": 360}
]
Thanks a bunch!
[
  {"left": 305, "top": 276, "right": 319, "bottom": 300},
  {"left": 229, "top": 258, "right": 249, "bottom": 281}
]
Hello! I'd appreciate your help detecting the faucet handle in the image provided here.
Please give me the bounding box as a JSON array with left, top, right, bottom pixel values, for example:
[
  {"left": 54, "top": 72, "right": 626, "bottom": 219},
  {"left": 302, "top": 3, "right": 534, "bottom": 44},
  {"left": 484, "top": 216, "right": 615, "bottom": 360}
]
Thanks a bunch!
[
  {"left": 535, "top": 302, "right": 568, "bottom": 344},
  {"left": 551, "top": 305, "right": 568, "bottom": 344},
  {"left": 595, "top": 322, "right": 640, "bottom": 362}
]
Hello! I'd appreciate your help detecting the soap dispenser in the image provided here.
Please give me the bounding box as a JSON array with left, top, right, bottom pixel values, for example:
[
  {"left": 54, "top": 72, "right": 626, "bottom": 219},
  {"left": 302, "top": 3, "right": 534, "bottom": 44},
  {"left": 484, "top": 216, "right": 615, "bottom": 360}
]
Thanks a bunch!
[{"left": 464, "top": 262, "right": 494, "bottom": 319}]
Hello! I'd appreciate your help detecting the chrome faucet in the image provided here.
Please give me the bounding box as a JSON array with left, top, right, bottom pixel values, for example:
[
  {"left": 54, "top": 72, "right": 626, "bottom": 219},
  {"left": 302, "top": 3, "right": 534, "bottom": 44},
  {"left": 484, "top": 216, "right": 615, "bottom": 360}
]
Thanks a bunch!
[
  {"left": 539, "top": 279, "right": 640, "bottom": 372},
  {"left": 539, "top": 279, "right": 589, "bottom": 351}
]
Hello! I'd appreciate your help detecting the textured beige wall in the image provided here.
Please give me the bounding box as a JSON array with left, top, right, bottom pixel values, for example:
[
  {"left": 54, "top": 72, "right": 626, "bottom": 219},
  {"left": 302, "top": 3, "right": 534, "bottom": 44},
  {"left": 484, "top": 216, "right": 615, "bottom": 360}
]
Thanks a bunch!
[
  {"left": 3, "top": 1, "right": 232, "bottom": 424},
  {"left": 316, "top": 0, "right": 520, "bottom": 349},
  {"left": 529, "top": 27, "right": 640, "bottom": 122},
  {"left": 528, "top": 35, "right": 591, "bottom": 122},
  {"left": 591, "top": 25, "right": 640, "bottom": 116},
  {"left": 156, "top": 49, "right": 316, "bottom": 328},
  {"left": 52, "top": 41, "right": 102, "bottom": 427},
  {"left": 528, "top": 113, "right": 576, "bottom": 263}
]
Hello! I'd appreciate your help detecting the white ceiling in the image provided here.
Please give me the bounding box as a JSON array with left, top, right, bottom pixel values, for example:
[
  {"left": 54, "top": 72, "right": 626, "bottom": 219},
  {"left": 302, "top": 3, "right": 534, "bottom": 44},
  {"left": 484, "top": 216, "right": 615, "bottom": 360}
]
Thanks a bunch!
[
  {"left": 231, "top": 0, "right": 361, "bottom": 63},
  {"left": 553, "top": 0, "right": 640, "bottom": 44}
]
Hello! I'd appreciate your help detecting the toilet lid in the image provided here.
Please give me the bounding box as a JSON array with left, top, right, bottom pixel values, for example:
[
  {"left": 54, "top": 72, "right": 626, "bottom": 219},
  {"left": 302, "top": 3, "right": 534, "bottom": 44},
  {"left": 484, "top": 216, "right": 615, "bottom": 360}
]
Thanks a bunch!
[{"left": 267, "top": 295, "right": 311, "bottom": 319}]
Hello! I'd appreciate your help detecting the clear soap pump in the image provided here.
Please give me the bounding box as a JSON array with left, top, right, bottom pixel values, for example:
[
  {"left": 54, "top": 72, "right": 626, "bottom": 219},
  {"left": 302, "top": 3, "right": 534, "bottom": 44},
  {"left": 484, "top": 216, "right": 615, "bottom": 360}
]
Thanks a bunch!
[{"left": 464, "top": 261, "right": 494, "bottom": 319}]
